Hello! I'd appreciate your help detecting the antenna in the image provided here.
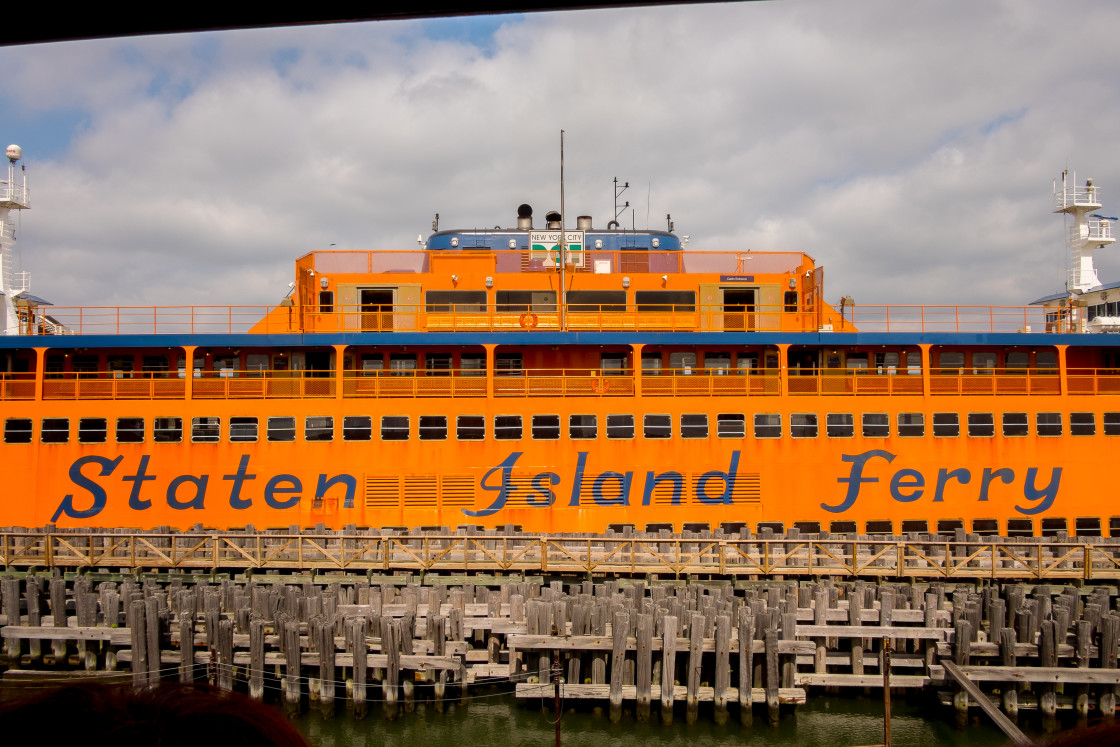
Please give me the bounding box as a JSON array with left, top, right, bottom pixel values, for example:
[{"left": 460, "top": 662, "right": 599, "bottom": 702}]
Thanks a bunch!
[{"left": 613, "top": 177, "right": 629, "bottom": 226}]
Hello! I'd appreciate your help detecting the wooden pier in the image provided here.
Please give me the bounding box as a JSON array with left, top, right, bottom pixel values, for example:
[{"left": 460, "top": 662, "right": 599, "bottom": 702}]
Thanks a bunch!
[{"left": 3, "top": 562, "right": 1120, "bottom": 732}]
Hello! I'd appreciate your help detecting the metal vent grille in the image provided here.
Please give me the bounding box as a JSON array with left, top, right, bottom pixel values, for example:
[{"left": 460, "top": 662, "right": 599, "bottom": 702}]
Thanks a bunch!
[
  {"left": 404, "top": 475, "right": 438, "bottom": 508},
  {"left": 365, "top": 476, "right": 399, "bottom": 509},
  {"left": 440, "top": 475, "right": 475, "bottom": 508}
]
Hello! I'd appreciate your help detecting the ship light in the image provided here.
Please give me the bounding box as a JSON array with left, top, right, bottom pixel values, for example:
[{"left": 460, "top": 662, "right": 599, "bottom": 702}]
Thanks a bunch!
[
  {"left": 622, "top": 277, "right": 630, "bottom": 288},
  {"left": 508, "top": 239, "right": 516, "bottom": 249},
  {"left": 451, "top": 237, "right": 459, "bottom": 247},
  {"left": 652, "top": 238, "right": 660, "bottom": 248},
  {"left": 485, "top": 276, "right": 493, "bottom": 288},
  {"left": 595, "top": 239, "right": 603, "bottom": 249}
]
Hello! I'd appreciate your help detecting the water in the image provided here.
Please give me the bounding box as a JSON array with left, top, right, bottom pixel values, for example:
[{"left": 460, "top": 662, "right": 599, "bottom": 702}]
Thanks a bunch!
[{"left": 291, "top": 690, "right": 1014, "bottom": 747}]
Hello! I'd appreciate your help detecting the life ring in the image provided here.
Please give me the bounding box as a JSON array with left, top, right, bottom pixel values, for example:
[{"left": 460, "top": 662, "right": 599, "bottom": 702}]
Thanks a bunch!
[
  {"left": 519, "top": 312, "right": 539, "bottom": 329},
  {"left": 591, "top": 378, "right": 610, "bottom": 394}
]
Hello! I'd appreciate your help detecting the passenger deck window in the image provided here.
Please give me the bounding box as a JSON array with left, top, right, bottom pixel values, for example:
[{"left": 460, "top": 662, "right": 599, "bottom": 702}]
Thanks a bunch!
[
  {"left": 116, "top": 417, "right": 145, "bottom": 443},
  {"left": 716, "top": 413, "right": 745, "bottom": 439},
  {"left": 606, "top": 414, "right": 635, "bottom": 439},
  {"left": 418, "top": 415, "right": 447, "bottom": 441},
  {"left": 1071, "top": 412, "right": 1096, "bottom": 436},
  {"left": 456, "top": 415, "right": 485, "bottom": 440},
  {"left": 154, "top": 417, "right": 183, "bottom": 443},
  {"left": 343, "top": 415, "right": 372, "bottom": 441},
  {"left": 862, "top": 413, "right": 889, "bottom": 438},
  {"left": 381, "top": 416, "right": 410, "bottom": 441},
  {"left": 4, "top": 418, "right": 32, "bottom": 444},
  {"left": 932, "top": 413, "right": 959, "bottom": 437},
  {"left": 41, "top": 418, "right": 69, "bottom": 444},
  {"left": 681, "top": 413, "right": 708, "bottom": 438},
  {"left": 268, "top": 416, "right": 297, "bottom": 442},
  {"left": 79, "top": 418, "right": 108, "bottom": 443},
  {"left": 754, "top": 413, "right": 781, "bottom": 439},
  {"left": 532, "top": 414, "right": 560, "bottom": 440},
  {"left": 569, "top": 414, "right": 597, "bottom": 439},
  {"left": 191, "top": 417, "right": 220, "bottom": 443},
  {"left": 1037, "top": 412, "right": 1063, "bottom": 437},
  {"left": 826, "top": 413, "right": 854, "bottom": 438},
  {"left": 229, "top": 416, "right": 258, "bottom": 443},
  {"left": 1105, "top": 412, "right": 1120, "bottom": 436},
  {"left": 644, "top": 414, "right": 671, "bottom": 439},
  {"left": 1002, "top": 412, "right": 1029, "bottom": 437},
  {"left": 791, "top": 413, "right": 818, "bottom": 438},
  {"left": 306, "top": 416, "right": 335, "bottom": 441},
  {"left": 494, "top": 415, "right": 523, "bottom": 440},
  {"left": 898, "top": 412, "right": 924, "bottom": 437},
  {"left": 967, "top": 413, "right": 994, "bottom": 437}
]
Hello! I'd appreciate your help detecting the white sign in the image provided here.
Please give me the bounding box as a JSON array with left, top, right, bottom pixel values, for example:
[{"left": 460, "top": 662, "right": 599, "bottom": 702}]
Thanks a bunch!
[{"left": 530, "top": 231, "right": 584, "bottom": 266}]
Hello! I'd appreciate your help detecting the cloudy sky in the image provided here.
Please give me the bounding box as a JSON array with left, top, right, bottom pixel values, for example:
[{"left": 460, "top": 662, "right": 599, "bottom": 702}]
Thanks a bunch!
[{"left": 2, "top": 0, "right": 1120, "bottom": 313}]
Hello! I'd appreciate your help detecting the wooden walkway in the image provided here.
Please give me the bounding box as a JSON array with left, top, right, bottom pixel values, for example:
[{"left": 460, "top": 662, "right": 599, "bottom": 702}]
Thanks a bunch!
[{"left": 4, "top": 526, "right": 1120, "bottom": 580}]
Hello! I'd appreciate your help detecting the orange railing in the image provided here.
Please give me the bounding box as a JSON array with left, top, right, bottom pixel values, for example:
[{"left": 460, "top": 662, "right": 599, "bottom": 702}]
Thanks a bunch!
[
  {"left": 19, "top": 367, "right": 1120, "bottom": 401},
  {"left": 16, "top": 303, "right": 1091, "bottom": 335},
  {"left": 0, "top": 373, "right": 35, "bottom": 400}
]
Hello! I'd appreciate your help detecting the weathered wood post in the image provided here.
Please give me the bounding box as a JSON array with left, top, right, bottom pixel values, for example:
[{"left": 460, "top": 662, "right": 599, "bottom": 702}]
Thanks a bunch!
[
  {"left": 318, "top": 618, "right": 336, "bottom": 718},
  {"left": 383, "top": 618, "right": 401, "bottom": 721},
  {"left": 636, "top": 613, "right": 653, "bottom": 723},
  {"left": 686, "top": 613, "right": 704, "bottom": 725},
  {"left": 130, "top": 599, "right": 147, "bottom": 690},
  {"left": 249, "top": 618, "right": 265, "bottom": 700},
  {"left": 49, "top": 577, "right": 67, "bottom": 663},
  {"left": 765, "top": 626, "right": 780, "bottom": 725},
  {"left": 352, "top": 617, "right": 368, "bottom": 720},
  {"left": 660, "top": 614, "right": 678, "bottom": 725},
  {"left": 282, "top": 618, "right": 302, "bottom": 716},
  {"left": 2, "top": 577, "right": 21, "bottom": 665},
  {"left": 999, "top": 627, "right": 1018, "bottom": 719},
  {"left": 610, "top": 611, "right": 630, "bottom": 724},
  {"left": 738, "top": 608, "right": 754, "bottom": 727},
  {"left": 714, "top": 614, "right": 731, "bottom": 725}
]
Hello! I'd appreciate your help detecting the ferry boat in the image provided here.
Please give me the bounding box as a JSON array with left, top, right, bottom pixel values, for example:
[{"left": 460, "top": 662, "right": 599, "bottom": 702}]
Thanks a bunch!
[{"left": 2, "top": 147, "right": 1118, "bottom": 538}]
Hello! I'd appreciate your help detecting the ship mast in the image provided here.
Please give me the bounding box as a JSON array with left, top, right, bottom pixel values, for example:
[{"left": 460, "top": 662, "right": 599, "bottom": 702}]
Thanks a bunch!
[
  {"left": 0, "top": 146, "right": 30, "bottom": 336},
  {"left": 1054, "top": 169, "right": 1115, "bottom": 295}
]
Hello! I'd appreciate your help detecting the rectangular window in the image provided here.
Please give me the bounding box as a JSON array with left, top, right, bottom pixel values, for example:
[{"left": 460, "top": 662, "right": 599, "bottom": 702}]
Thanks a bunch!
[
  {"left": 154, "top": 417, "right": 183, "bottom": 443},
  {"left": 716, "top": 413, "right": 745, "bottom": 439},
  {"left": 306, "top": 416, "right": 334, "bottom": 442},
  {"left": 460, "top": 353, "right": 485, "bottom": 375},
  {"left": 972, "top": 352, "right": 997, "bottom": 374},
  {"left": 641, "top": 354, "right": 663, "bottom": 375},
  {"left": 4, "top": 418, "right": 32, "bottom": 444},
  {"left": 600, "top": 353, "right": 627, "bottom": 375},
  {"left": 1071, "top": 412, "right": 1096, "bottom": 436},
  {"left": 754, "top": 413, "right": 782, "bottom": 439},
  {"left": 229, "top": 416, "right": 258, "bottom": 443},
  {"left": 635, "top": 290, "right": 696, "bottom": 312},
  {"left": 1105, "top": 412, "right": 1120, "bottom": 436},
  {"left": 418, "top": 415, "right": 447, "bottom": 441},
  {"left": 115, "top": 417, "right": 145, "bottom": 444},
  {"left": 425, "top": 354, "right": 452, "bottom": 375},
  {"left": 495, "top": 290, "right": 557, "bottom": 313},
  {"left": 569, "top": 414, "right": 597, "bottom": 439},
  {"left": 606, "top": 414, "right": 635, "bottom": 439},
  {"left": 425, "top": 290, "right": 487, "bottom": 312},
  {"left": 381, "top": 416, "right": 410, "bottom": 441},
  {"left": 191, "top": 417, "right": 220, "bottom": 443},
  {"left": 343, "top": 415, "right": 372, "bottom": 441},
  {"left": 669, "top": 352, "right": 697, "bottom": 374},
  {"left": 862, "top": 413, "right": 889, "bottom": 438},
  {"left": 704, "top": 353, "right": 731, "bottom": 375},
  {"left": 41, "top": 418, "right": 69, "bottom": 444},
  {"left": 939, "top": 352, "right": 964, "bottom": 371},
  {"left": 494, "top": 415, "right": 523, "bottom": 440},
  {"left": 1002, "top": 412, "right": 1029, "bottom": 437},
  {"left": 681, "top": 413, "right": 709, "bottom": 438},
  {"left": 644, "top": 414, "right": 672, "bottom": 439},
  {"left": 791, "top": 413, "right": 818, "bottom": 438},
  {"left": 496, "top": 353, "right": 523, "bottom": 376},
  {"left": 967, "top": 413, "right": 994, "bottom": 437},
  {"left": 532, "top": 414, "right": 561, "bottom": 440},
  {"left": 1006, "top": 352, "right": 1029, "bottom": 371},
  {"left": 932, "top": 413, "right": 959, "bottom": 437},
  {"left": 78, "top": 418, "right": 108, "bottom": 443},
  {"left": 389, "top": 354, "right": 417, "bottom": 375},
  {"left": 826, "top": 413, "right": 854, "bottom": 438},
  {"left": 1037, "top": 412, "right": 1063, "bottom": 436},
  {"left": 567, "top": 290, "right": 626, "bottom": 312},
  {"left": 265, "top": 416, "right": 296, "bottom": 442},
  {"left": 898, "top": 412, "right": 925, "bottom": 437},
  {"left": 456, "top": 415, "right": 485, "bottom": 440}
]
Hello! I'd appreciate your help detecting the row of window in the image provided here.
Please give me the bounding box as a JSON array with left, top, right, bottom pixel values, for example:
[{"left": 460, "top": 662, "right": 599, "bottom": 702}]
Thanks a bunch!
[
  {"left": 650, "top": 516, "right": 1116, "bottom": 538},
  {"left": 5, "top": 411, "right": 1118, "bottom": 444}
]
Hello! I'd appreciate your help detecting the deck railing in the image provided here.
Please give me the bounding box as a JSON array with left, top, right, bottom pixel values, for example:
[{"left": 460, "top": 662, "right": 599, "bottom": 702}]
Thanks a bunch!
[
  {"left": 22, "top": 367, "right": 1120, "bottom": 401},
  {"left": 12, "top": 303, "right": 1090, "bottom": 335},
  {"left": 3, "top": 531, "right": 1120, "bottom": 579}
]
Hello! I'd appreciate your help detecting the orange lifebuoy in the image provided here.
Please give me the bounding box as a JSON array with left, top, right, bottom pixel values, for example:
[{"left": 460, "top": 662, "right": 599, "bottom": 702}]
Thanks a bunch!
[
  {"left": 519, "top": 312, "right": 539, "bottom": 329},
  {"left": 591, "top": 378, "right": 610, "bottom": 394}
]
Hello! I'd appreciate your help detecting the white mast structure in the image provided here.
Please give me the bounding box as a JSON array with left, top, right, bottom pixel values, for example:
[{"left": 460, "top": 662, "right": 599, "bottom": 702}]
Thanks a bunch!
[
  {"left": 0, "top": 144, "right": 30, "bottom": 335},
  {"left": 1054, "top": 169, "right": 1115, "bottom": 295}
]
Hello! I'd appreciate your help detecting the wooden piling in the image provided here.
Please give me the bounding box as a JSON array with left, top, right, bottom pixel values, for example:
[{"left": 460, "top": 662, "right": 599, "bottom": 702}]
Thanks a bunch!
[
  {"left": 660, "top": 614, "right": 677, "bottom": 725},
  {"left": 635, "top": 613, "right": 653, "bottom": 723},
  {"left": 686, "top": 613, "right": 704, "bottom": 725},
  {"left": 249, "top": 618, "right": 265, "bottom": 700},
  {"left": 610, "top": 611, "right": 630, "bottom": 724}
]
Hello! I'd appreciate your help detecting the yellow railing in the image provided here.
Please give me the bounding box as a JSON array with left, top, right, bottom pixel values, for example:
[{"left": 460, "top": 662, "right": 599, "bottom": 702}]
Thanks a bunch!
[{"left": 3, "top": 531, "right": 1119, "bottom": 579}]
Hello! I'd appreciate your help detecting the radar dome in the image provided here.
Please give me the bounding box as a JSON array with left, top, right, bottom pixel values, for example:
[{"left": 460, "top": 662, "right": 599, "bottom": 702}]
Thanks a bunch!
[{"left": 6, "top": 145, "right": 21, "bottom": 162}]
